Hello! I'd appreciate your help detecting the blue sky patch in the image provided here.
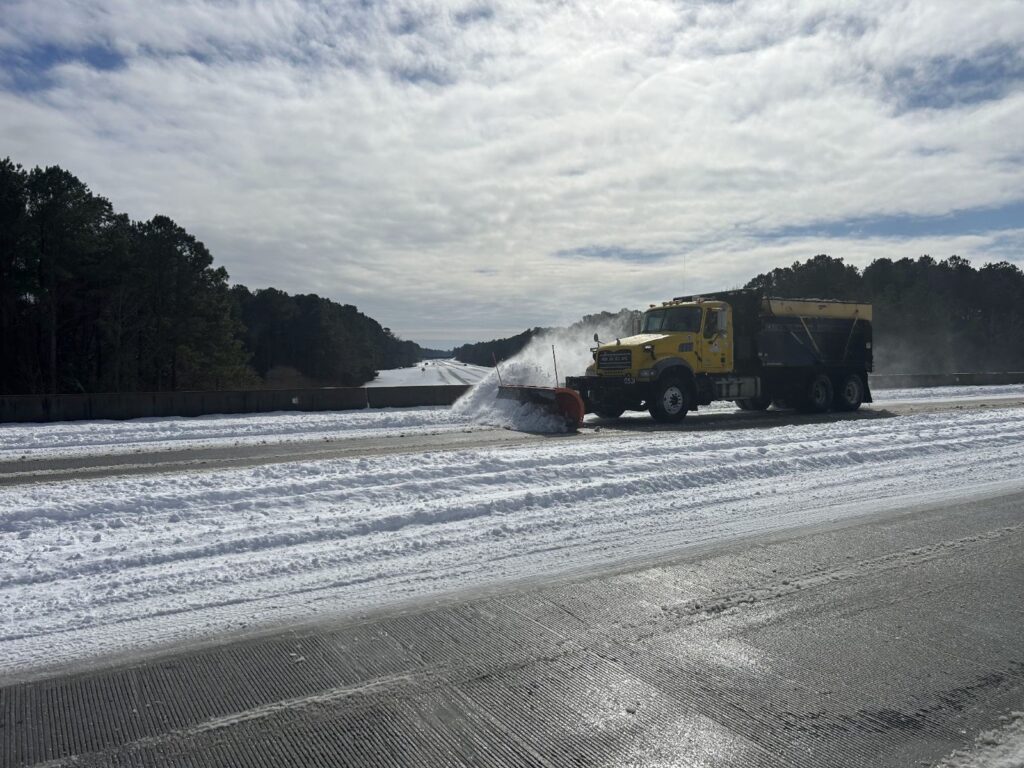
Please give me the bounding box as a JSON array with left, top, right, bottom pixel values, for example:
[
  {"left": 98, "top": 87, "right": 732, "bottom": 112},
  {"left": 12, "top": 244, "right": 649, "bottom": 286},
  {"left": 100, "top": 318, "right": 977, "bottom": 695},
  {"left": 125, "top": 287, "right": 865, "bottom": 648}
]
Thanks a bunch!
[
  {"left": 554, "top": 245, "right": 671, "bottom": 262},
  {"left": 453, "top": 5, "right": 495, "bottom": 26},
  {"left": 763, "top": 200, "right": 1024, "bottom": 240},
  {"left": 884, "top": 45, "right": 1024, "bottom": 112},
  {"left": 0, "top": 42, "right": 125, "bottom": 93},
  {"left": 391, "top": 62, "right": 454, "bottom": 86}
]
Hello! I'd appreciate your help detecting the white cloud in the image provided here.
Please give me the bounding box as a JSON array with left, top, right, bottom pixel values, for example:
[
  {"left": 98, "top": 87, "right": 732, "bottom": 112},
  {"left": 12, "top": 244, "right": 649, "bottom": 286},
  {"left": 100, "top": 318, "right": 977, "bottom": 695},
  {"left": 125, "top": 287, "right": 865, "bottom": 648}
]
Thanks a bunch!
[{"left": 2, "top": 0, "right": 1023, "bottom": 346}]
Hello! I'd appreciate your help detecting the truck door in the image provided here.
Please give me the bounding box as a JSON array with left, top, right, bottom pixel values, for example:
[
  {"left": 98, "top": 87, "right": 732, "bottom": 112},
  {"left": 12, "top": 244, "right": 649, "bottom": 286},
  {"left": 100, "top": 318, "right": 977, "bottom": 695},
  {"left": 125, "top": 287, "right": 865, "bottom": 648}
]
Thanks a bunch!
[{"left": 701, "top": 305, "right": 733, "bottom": 373}]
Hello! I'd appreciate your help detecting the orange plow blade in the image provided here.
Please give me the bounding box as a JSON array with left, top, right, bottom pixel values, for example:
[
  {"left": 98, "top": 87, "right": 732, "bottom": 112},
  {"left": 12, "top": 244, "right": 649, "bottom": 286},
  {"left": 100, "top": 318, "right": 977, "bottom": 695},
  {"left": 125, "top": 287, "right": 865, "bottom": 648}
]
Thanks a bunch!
[{"left": 496, "top": 386, "right": 585, "bottom": 431}]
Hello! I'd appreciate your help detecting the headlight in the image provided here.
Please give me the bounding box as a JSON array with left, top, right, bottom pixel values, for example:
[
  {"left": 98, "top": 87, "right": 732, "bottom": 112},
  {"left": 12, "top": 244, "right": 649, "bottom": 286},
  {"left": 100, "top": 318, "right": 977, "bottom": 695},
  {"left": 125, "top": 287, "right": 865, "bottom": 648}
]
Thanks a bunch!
[{"left": 638, "top": 368, "right": 655, "bottom": 379}]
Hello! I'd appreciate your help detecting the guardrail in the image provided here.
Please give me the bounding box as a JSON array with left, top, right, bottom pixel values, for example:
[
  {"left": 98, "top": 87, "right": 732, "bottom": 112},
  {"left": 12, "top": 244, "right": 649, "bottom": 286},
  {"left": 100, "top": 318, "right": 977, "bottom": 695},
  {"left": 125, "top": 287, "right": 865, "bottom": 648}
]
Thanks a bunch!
[
  {"left": 869, "top": 372, "right": 1024, "bottom": 389},
  {"left": 0, "top": 385, "right": 472, "bottom": 424},
  {"left": 2, "top": 372, "right": 1023, "bottom": 424}
]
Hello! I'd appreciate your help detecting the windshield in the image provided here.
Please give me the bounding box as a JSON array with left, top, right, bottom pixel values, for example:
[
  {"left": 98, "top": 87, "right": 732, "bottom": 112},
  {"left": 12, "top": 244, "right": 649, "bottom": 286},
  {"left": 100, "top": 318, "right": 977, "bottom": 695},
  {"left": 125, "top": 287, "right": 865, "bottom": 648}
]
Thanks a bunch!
[{"left": 642, "top": 306, "right": 703, "bottom": 333}]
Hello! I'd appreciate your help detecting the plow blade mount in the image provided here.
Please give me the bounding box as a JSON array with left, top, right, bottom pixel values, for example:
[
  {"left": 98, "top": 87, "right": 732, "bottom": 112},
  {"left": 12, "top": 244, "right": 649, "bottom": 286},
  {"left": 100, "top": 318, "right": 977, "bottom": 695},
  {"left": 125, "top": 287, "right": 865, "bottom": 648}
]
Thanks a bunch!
[{"left": 496, "top": 386, "right": 585, "bottom": 430}]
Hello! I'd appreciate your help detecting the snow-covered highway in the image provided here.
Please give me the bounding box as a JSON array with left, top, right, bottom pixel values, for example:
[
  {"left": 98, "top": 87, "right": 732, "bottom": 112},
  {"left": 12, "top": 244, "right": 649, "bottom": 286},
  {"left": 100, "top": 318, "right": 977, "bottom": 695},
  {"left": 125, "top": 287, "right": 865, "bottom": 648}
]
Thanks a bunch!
[
  {"left": 366, "top": 358, "right": 490, "bottom": 387},
  {"left": 2, "top": 392, "right": 1024, "bottom": 678},
  {"left": 2, "top": 386, "right": 1024, "bottom": 768}
]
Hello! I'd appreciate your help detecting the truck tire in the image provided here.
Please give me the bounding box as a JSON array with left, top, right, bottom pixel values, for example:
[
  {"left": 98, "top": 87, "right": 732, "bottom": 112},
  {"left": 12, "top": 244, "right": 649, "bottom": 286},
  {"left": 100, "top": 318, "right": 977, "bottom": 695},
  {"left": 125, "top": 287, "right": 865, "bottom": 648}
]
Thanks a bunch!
[
  {"left": 835, "top": 372, "right": 865, "bottom": 411},
  {"left": 593, "top": 407, "right": 625, "bottom": 419},
  {"left": 649, "top": 375, "right": 690, "bottom": 423},
  {"left": 799, "top": 372, "right": 834, "bottom": 413}
]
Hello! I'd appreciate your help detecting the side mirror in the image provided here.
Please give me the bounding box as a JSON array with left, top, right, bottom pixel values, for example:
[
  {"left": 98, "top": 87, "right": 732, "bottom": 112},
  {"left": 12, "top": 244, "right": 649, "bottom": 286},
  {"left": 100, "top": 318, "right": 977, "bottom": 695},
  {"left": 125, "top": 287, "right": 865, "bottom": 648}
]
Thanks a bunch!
[{"left": 593, "top": 332, "right": 600, "bottom": 342}]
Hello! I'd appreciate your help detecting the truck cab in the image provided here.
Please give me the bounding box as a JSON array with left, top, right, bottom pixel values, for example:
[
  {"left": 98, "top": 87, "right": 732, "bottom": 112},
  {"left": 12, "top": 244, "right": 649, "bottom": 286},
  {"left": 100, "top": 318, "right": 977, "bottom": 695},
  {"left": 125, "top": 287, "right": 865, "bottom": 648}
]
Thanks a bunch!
[
  {"left": 639, "top": 301, "right": 733, "bottom": 372},
  {"left": 575, "top": 298, "right": 747, "bottom": 421}
]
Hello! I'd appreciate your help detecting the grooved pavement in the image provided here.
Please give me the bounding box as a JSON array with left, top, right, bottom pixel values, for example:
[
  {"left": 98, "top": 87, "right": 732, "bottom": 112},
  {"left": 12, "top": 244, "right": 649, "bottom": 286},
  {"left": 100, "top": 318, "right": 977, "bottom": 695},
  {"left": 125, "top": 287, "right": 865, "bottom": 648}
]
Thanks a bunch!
[{"left": 3, "top": 491, "right": 1023, "bottom": 767}]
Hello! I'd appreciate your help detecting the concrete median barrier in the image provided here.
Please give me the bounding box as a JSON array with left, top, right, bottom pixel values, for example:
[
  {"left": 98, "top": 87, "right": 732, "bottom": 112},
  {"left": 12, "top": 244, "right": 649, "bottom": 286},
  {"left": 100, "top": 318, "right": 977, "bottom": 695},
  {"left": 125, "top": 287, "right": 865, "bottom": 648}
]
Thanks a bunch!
[
  {"left": 0, "top": 385, "right": 470, "bottom": 424},
  {"left": 367, "top": 385, "right": 471, "bottom": 408},
  {"left": 870, "top": 371, "right": 1024, "bottom": 389},
  {"left": 5, "top": 372, "right": 1020, "bottom": 424}
]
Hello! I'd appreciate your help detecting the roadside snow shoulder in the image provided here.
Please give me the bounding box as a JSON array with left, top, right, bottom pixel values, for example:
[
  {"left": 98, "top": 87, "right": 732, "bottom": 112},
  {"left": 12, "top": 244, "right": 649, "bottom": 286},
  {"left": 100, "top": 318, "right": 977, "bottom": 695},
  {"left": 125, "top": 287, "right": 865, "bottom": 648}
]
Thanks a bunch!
[
  {"left": 0, "top": 407, "right": 472, "bottom": 461},
  {"left": 933, "top": 712, "right": 1024, "bottom": 768}
]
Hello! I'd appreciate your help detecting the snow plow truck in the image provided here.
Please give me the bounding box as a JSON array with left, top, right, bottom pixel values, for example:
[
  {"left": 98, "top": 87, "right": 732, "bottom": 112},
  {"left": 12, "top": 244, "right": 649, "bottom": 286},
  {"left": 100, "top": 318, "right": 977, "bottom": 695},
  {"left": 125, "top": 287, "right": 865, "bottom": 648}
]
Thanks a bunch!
[{"left": 565, "top": 289, "right": 873, "bottom": 422}]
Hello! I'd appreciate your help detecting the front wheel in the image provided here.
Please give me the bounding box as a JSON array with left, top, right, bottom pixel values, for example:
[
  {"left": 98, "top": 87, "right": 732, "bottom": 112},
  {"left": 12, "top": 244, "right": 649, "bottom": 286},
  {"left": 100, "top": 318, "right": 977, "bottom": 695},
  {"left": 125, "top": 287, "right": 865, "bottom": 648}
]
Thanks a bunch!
[
  {"left": 649, "top": 376, "right": 690, "bottom": 423},
  {"left": 593, "top": 407, "right": 625, "bottom": 419},
  {"left": 834, "top": 373, "right": 865, "bottom": 411}
]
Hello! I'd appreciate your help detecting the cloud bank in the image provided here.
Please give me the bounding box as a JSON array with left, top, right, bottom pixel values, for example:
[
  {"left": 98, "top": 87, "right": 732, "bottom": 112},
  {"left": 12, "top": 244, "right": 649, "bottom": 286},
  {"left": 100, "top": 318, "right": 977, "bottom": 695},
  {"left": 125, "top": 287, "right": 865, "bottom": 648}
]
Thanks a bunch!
[{"left": 2, "top": 0, "right": 1023, "bottom": 347}]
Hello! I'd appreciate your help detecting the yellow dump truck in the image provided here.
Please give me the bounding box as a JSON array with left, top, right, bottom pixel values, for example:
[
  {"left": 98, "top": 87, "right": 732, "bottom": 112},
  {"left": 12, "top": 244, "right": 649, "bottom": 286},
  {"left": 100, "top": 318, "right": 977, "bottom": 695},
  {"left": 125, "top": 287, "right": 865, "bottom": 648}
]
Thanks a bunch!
[{"left": 565, "top": 289, "right": 873, "bottom": 422}]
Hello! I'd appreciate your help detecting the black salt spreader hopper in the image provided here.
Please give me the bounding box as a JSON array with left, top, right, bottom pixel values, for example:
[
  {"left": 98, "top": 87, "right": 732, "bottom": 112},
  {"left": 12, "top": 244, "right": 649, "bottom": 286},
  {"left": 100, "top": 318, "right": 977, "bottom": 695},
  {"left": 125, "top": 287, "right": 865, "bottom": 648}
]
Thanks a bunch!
[{"left": 493, "top": 347, "right": 586, "bottom": 431}]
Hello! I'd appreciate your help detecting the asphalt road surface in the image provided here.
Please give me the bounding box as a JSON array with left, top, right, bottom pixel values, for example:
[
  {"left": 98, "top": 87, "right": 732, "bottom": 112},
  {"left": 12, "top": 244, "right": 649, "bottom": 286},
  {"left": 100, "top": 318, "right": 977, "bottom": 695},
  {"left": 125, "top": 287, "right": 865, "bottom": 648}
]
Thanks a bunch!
[{"left": 2, "top": 400, "right": 1023, "bottom": 767}]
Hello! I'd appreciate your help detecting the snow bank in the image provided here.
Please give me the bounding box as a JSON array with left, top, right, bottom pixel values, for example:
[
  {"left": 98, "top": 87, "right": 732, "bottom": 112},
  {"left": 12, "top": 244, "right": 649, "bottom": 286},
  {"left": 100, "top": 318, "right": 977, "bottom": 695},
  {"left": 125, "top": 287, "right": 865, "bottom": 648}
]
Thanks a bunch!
[
  {"left": 934, "top": 712, "right": 1024, "bottom": 768},
  {"left": 2, "top": 406, "right": 1024, "bottom": 676},
  {"left": 0, "top": 407, "right": 471, "bottom": 462},
  {"left": 873, "top": 383, "right": 1024, "bottom": 404}
]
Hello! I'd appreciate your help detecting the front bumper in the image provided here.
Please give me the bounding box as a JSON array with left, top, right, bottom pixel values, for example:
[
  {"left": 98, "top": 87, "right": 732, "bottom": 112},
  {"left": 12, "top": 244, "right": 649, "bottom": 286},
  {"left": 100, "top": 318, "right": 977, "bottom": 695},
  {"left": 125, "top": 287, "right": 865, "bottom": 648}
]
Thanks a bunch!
[{"left": 565, "top": 374, "right": 650, "bottom": 412}]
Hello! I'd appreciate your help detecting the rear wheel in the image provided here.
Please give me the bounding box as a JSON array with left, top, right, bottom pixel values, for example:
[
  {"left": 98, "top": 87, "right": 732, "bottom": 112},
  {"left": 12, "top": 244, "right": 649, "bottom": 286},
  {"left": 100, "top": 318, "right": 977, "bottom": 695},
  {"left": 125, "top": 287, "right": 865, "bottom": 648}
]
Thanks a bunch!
[
  {"left": 799, "top": 372, "right": 834, "bottom": 413},
  {"left": 649, "top": 376, "right": 690, "bottom": 423},
  {"left": 834, "top": 372, "right": 865, "bottom": 411}
]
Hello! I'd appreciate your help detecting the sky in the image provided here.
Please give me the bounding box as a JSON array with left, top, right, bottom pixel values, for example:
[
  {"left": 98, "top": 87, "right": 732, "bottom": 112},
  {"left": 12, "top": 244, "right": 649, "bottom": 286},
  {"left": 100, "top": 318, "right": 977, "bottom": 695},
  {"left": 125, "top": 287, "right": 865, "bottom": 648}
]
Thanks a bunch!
[{"left": 1, "top": 1, "right": 1023, "bottom": 349}]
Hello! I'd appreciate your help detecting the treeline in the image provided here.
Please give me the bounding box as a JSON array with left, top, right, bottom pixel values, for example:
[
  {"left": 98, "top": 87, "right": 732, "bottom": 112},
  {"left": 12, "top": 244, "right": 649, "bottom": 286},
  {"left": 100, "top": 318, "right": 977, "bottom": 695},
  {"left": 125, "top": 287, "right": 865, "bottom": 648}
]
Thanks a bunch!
[
  {"left": 0, "top": 159, "right": 426, "bottom": 395},
  {"left": 746, "top": 254, "right": 1024, "bottom": 373},
  {"left": 230, "top": 287, "right": 423, "bottom": 388},
  {"left": 453, "top": 329, "right": 539, "bottom": 367}
]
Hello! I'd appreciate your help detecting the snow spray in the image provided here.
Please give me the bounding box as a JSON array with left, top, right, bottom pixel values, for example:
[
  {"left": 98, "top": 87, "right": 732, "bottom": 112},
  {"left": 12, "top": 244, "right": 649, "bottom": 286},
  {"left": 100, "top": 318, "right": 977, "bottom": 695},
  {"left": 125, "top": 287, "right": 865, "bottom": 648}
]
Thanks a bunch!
[{"left": 453, "top": 313, "right": 637, "bottom": 433}]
